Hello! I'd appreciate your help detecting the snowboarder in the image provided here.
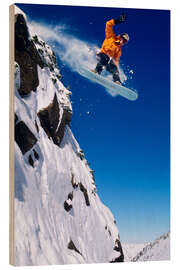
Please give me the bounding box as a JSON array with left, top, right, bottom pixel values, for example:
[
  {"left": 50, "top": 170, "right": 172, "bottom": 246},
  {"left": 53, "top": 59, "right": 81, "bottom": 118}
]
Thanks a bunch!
[{"left": 92, "top": 14, "right": 129, "bottom": 85}]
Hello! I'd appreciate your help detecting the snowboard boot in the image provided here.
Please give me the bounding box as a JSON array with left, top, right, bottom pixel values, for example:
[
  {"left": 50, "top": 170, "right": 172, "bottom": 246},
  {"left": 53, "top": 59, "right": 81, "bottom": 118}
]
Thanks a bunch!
[
  {"left": 91, "top": 69, "right": 98, "bottom": 74},
  {"left": 115, "top": 81, "right": 122, "bottom": 86}
]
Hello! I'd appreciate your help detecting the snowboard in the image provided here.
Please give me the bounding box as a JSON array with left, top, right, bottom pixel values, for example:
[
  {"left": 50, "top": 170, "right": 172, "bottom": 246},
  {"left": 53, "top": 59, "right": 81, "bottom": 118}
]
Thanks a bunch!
[{"left": 77, "top": 67, "right": 138, "bottom": 101}]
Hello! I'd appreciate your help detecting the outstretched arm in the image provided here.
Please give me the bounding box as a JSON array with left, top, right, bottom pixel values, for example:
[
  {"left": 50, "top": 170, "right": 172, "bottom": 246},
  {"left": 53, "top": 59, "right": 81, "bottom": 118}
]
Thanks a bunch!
[
  {"left": 105, "top": 19, "right": 116, "bottom": 39},
  {"left": 105, "top": 14, "right": 126, "bottom": 39}
]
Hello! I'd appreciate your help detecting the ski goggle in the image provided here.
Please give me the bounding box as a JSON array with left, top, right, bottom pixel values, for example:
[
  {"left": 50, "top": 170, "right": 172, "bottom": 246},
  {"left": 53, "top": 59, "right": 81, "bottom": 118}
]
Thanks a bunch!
[
  {"left": 121, "top": 36, "right": 128, "bottom": 44},
  {"left": 115, "top": 37, "right": 128, "bottom": 45}
]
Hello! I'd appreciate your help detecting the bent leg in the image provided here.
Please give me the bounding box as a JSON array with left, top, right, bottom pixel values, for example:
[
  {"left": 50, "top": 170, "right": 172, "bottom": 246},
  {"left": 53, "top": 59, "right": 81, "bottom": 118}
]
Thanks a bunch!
[
  {"left": 106, "top": 60, "right": 121, "bottom": 83},
  {"left": 95, "top": 53, "right": 110, "bottom": 74}
]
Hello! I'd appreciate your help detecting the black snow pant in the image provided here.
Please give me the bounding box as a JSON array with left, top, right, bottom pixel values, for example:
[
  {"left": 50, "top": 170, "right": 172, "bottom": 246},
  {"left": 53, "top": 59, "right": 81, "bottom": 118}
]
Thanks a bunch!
[{"left": 95, "top": 52, "right": 121, "bottom": 83}]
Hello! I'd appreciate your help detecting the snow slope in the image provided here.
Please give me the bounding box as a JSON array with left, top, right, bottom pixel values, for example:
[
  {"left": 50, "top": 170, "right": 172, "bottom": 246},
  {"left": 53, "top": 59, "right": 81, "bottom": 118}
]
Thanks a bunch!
[
  {"left": 13, "top": 6, "right": 124, "bottom": 266},
  {"left": 132, "top": 232, "right": 170, "bottom": 262}
]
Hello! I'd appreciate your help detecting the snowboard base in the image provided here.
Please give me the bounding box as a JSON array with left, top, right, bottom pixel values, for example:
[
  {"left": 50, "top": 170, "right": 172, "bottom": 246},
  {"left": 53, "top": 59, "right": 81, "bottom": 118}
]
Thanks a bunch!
[{"left": 77, "top": 67, "right": 138, "bottom": 101}]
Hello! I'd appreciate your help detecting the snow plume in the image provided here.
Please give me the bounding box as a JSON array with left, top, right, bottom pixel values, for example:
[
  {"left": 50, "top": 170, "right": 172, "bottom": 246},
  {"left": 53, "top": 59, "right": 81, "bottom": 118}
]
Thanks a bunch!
[
  {"left": 29, "top": 21, "right": 127, "bottom": 97},
  {"left": 29, "top": 22, "right": 98, "bottom": 71}
]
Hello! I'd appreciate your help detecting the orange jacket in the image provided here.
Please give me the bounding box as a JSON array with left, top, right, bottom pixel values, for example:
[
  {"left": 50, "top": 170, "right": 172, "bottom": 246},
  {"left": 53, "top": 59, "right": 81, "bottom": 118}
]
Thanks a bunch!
[{"left": 100, "top": 19, "right": 122, "bottom": 66}]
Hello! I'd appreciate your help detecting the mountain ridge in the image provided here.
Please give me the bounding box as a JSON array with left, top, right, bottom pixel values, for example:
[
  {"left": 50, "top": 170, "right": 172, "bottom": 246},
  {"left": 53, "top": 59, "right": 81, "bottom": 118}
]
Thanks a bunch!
[{"left": 132, "top": 232, "right": 170, "bottom": 262}]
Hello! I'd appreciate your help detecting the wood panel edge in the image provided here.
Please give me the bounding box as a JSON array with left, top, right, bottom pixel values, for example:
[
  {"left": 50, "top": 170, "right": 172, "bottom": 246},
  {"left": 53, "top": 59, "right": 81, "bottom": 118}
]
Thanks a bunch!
[{"left": 9, "top": 4, "right": 15, "bottom": 266}]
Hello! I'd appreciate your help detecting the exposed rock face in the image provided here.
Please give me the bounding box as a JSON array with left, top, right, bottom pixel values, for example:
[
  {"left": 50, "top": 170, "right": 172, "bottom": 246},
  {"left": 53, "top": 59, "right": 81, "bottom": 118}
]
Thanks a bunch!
[
  {"left": 68, "top": 240, "right": 82, "bottom": 255},
  {"left": 15, "top": 13, "right": 44, "bottom": 96},
  {"left": 79, "top": 182, "right": 90, "bottom": 206},
  {"left": 111, "top": 239, "right": 124, "bottom": 263},
  {"left": 15, "top": 120, "right": 37, "bottom": 155},
  {"left": 38, "top": 94, "right": 72, "bottom": 146}
]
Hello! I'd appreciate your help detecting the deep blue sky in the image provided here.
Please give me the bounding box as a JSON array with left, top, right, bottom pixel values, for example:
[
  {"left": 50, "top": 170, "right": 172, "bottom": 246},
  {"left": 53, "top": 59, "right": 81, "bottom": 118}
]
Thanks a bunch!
[{"left": 16, "top": 3, "right": 170, "bottom": 243}]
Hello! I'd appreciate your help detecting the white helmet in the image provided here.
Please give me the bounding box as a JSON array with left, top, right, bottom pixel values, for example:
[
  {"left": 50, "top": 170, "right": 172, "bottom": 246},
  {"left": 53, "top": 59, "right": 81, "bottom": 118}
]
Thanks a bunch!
[{"left": 121, "top": 33, "right": 130, "bottom": 43}]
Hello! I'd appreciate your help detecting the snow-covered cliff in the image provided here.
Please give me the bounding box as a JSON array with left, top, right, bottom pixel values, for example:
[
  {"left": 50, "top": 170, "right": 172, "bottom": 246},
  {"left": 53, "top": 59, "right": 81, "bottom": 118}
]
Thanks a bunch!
[{"left": 13, "top": 6, "right": 124, "bottom": 266}]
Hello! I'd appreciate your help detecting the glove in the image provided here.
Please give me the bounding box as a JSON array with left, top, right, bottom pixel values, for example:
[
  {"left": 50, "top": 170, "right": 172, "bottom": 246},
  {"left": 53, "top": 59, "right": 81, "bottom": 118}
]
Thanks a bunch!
[{"left": 114, "top": 14, "right": 126, "bottom": 24}]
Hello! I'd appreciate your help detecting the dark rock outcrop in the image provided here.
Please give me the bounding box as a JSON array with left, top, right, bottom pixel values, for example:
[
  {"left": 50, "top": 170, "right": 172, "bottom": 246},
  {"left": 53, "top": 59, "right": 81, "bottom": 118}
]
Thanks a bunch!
[
  {"left": 68, "top": 240, "right": 81, "bottom": 255},
  {"left": 79, "top": 183, "right": 90, "bottom": 206},
  {"left": 38, "top": 94, "right": 72, "bottom": 146},
  {"left": 71, "top": 172, "right": 78, "bottom": 189},
  {"left": 33, "top": 149, "right": 39, "bottom": 160},
  {"left": 64, "top": 192, "right": 74, "bottom": 212},
  {"left": 15, "top": 113, "right": 18, "bottom": 125},
  {"left": 28, "top": 149, "right": 39, "bottom": 168},
  {"left": 28, "top": 154, "right": 34, "bottom": 167},
  {"left": 15, "top": 14, "right": 44, "bottom": 96},
  {"left": 64, "top": 201, "right": 72, "bottom": 212},
  {"left": 34, "top": 120, "right": 39, "bottom": 133},
  {"left": 110, "top": 239, "right": 124, "bottom": 263},
  {"left": 15, "top": 120, "right": 37, "bottom": 155},
  {"left": 76, "top": 149, "right": 85, "bottom": 160},
  {"left": 68, "top": 192, "right": 73, "bottom": 201}
]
